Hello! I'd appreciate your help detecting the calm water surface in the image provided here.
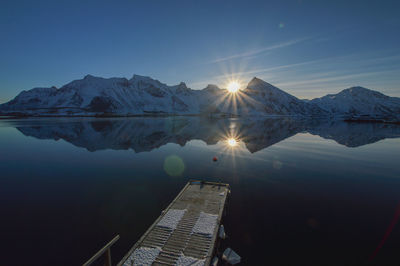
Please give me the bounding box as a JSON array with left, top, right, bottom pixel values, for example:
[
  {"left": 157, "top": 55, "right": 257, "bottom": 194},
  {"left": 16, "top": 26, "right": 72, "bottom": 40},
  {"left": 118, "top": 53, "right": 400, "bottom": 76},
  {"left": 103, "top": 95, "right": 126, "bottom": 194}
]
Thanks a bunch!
[{"left": 0, "top": 117, "right": 399, "bottom": 265}]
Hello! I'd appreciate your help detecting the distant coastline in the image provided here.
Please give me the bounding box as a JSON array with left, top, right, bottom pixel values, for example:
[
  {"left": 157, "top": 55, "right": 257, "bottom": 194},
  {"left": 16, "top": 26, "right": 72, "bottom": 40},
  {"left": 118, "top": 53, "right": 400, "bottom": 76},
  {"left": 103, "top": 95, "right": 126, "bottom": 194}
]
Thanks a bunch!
[{"left": 2, "top": 112, "right": 400, "bottom": 126}]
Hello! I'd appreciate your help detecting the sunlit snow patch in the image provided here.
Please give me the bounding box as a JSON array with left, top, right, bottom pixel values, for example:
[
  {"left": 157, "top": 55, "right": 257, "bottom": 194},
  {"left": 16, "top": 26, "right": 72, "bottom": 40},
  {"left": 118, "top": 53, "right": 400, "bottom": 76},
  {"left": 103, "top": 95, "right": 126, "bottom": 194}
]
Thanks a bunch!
[
  {"left": 176, "top": 254, "right": 205, "bottom": 266},
  {"left": 157, "top": 209, "right": 186, "bottom": 230},
  {"left": 192, "top": 212, "right": 218, "bottom": 236},
  {"left": 123, "top": 247, "right": 161, "bottom": 266}
]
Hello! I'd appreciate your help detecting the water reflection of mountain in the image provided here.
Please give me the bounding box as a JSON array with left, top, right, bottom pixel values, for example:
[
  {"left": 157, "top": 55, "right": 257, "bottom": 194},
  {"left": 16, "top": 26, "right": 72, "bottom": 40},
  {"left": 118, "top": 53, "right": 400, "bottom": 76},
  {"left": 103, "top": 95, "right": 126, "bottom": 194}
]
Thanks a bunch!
[
  {"left": 307, "top": 121, "right": 400, "bottom": 147},
  {"left": 14, "top": 117, "right": 400, "bottom": 153}
]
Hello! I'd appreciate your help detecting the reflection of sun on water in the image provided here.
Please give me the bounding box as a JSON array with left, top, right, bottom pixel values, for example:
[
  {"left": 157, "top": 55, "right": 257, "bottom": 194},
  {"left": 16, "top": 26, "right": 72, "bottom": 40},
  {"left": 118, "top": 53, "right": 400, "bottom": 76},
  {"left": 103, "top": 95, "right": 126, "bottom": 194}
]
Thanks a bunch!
[
  {"left": 227, "top": 138, "right": 238, "bottom": 147},
  {"left": 217, "top": 123, "right": 247, "bottom": 178}
]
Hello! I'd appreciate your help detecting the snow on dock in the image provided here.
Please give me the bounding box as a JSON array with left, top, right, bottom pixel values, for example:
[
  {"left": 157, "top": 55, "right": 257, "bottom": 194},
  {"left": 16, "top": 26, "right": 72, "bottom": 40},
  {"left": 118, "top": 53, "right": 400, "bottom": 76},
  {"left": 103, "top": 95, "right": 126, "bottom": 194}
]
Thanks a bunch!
[
  {"left": 192, "top": 212, "right": 218, "bottom": 236},
  {"left": 118, "top": 180, "right": 230, "bottom": 266},
  {"left": 157, "top": 209, "right": 187, "bottom": 230}
]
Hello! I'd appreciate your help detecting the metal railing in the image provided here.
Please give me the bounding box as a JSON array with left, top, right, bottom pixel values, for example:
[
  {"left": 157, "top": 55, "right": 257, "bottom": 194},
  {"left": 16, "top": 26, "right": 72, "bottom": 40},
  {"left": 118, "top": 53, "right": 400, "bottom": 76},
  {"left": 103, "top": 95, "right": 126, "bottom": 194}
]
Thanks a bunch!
[{"left": 83, "top": 235, "right": 120, "bottom": 266}]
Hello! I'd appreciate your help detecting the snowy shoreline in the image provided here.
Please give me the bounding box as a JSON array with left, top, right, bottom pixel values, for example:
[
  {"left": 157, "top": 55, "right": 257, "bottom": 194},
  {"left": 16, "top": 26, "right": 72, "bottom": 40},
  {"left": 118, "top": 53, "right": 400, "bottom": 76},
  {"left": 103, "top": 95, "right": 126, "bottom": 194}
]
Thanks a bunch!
[{"left": 0, "top": 113, "right": 398, "bottom": 124}]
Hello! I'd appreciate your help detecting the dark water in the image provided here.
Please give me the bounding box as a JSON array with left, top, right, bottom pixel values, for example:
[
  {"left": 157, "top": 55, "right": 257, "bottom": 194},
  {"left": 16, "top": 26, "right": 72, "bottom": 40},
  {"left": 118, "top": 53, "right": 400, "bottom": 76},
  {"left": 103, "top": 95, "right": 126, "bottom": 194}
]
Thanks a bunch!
[{"left": 0, "top": 117, "right": 399, "bottom": 266}]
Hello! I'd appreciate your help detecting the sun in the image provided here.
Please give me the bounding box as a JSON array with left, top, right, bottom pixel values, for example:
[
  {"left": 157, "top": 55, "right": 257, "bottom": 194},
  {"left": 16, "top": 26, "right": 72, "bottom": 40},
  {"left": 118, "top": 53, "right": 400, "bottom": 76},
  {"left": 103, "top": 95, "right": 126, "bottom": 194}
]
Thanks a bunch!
[{"left": 227, "top": 81, "right": 240, "bottom": 93}]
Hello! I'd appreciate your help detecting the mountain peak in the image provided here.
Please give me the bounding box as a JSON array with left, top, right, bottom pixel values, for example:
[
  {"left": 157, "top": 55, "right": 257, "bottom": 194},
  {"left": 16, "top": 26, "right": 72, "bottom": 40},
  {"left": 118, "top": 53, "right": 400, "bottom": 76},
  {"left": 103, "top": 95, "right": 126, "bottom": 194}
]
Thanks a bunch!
[
  {"left": 204, "top": 84, "right": 220, "bottom": 90},
  {"left": 130, "top": 74, "right": 154, "bottom": 81},
  {"left": 202, "top": 84, "right": 221, "bottom": 93},
  {"left": 84, "top": 74, "right": 97, "bottom": 80},
  {"left": 175, "top": 82, "right": 191, "bottom": 94},
  {"left": 343, "top": 86, "right": 378, "bottom": 94},
  {"left": 246, "top": 77, "right": 282, "bottom": 93},
  {"left": 311, "top": 85, "right": 400, "bottom": 116},
  {"left": 246, "top": 77, "right": 279, "bottom": 89},
  {"left": 178, "top": 82, "right": 187, "bottom": 89},
  {"left": 339, "top": 86, "right": 387, "bottom": 99},
  {"left": 129, "top": 74, "right": 168, "bottom": 89},
  {"left": 247, "top": 77, "right": 265, "bottom": 86}
]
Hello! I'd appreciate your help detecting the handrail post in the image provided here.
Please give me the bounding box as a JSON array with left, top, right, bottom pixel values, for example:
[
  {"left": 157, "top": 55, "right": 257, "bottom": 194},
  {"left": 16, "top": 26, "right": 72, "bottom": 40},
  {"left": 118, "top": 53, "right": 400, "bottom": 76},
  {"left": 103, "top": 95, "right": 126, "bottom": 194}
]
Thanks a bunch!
[
  {"left": 105, "top": 248, "right": 112, "bottom": 266},
  {"left": 83, "top": 235, "right": 120, "bottom": 266}
]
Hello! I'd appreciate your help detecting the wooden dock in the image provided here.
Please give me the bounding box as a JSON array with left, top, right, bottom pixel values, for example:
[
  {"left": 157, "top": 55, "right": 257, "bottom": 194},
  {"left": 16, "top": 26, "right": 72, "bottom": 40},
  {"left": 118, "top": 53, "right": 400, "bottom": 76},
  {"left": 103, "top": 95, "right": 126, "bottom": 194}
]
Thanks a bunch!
[{"left": 118, "top": 180, "right": 230, "bottom": 266}]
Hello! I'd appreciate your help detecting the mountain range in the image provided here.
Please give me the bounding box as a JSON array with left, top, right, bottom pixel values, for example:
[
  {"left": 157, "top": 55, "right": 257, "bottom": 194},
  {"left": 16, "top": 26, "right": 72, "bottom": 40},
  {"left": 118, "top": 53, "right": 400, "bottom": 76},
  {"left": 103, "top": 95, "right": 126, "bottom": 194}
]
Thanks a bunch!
[{"left": 1, "top": 74, "right": 399, "bottom": 121}]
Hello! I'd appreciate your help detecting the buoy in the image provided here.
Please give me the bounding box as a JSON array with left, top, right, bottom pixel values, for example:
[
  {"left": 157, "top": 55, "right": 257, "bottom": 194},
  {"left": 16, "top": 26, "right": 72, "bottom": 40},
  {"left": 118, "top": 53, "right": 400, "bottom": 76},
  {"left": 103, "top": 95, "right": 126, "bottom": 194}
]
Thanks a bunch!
[
  {"left": 222, "top": 248, "right": 241, "bottom": 265},
  {"left": 211, "top": 256, "right": 218, "bottom": 266},
  {"left": 213, "top": 156, "right": 218, "bottom": 162},
  {"left": 219, "top": 224, "right": 226, "bottom": 239}
]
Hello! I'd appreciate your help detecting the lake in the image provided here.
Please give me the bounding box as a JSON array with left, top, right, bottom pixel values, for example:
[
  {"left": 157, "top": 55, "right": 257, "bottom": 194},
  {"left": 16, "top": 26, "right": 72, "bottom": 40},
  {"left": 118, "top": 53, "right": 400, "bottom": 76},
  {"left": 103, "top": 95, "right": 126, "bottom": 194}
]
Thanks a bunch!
[{"left": 0, "top": 117, "right": 399, "bottom": 265}]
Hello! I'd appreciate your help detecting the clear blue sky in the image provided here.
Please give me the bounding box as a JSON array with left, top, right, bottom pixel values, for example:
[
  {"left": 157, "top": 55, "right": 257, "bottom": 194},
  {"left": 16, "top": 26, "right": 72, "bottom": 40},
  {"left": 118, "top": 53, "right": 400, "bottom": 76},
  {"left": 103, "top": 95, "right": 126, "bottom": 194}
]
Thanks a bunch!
[{"left": 1, "top": 0, "right": 400, "bottom": 103}]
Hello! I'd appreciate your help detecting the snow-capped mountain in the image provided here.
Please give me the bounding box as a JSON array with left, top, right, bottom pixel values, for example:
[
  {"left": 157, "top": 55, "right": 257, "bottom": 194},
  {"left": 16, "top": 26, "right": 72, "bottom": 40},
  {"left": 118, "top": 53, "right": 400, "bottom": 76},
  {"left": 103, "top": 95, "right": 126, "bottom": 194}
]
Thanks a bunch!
[
  {"left": 235, "top": 77, "right": 325, "bottom": 116},
  {"left": 310, "top": 86, "right": 400, "bottom": 120},
  {"left": 0, "top": 74, "right": 399, "bottom": 120},
  {"left": 0, "top": 74, "right": 229, "bottom": 116}
]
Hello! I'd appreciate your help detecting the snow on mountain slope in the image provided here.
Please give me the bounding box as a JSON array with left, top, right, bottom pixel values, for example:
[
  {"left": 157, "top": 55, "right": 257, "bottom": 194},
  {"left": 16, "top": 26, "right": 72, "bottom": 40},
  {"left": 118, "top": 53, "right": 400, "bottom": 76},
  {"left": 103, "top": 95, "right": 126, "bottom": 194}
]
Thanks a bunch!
[
  {"left": 310, "top": 86, "right": 400, "bottom": 119},
  {"left": 235, "top": 77, "right": 326, "bottom": 116},
  {"left": 0, "top": 74, "right": 398, "bottom": 120},
  {"left": 0, "top": 74, "right": 203, "bottom": 115}
]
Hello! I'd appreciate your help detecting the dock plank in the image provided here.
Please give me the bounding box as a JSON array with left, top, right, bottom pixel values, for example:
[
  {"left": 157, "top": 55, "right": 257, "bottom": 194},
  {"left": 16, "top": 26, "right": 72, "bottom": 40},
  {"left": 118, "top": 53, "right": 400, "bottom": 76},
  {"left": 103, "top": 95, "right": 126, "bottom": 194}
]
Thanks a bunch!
[{"left": 118, "top": 181, "right": 230, "bottom": 266}]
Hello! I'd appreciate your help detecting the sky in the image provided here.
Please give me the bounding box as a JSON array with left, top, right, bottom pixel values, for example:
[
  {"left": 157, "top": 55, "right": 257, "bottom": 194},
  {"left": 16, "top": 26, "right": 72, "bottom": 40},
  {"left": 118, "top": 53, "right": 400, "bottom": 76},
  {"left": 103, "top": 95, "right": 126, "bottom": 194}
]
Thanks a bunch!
[{"left": 1, "top": 0, "right": 400, "bottom": 103}]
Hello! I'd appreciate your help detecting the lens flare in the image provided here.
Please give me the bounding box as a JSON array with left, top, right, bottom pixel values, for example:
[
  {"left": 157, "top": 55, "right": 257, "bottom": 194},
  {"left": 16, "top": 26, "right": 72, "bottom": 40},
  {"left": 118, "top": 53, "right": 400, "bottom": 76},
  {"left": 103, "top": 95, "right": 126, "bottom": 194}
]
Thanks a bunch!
[{"left": 163, "top": 155, "right": 185, "bottom": 176}]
